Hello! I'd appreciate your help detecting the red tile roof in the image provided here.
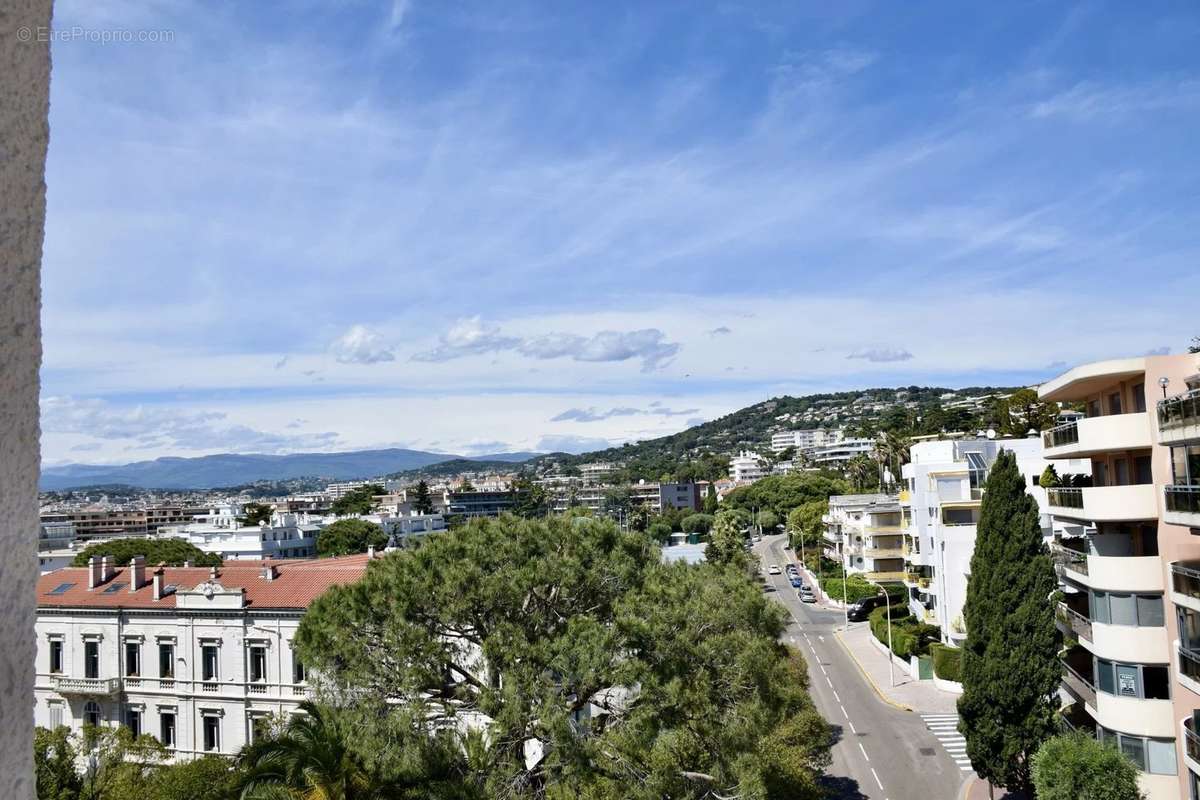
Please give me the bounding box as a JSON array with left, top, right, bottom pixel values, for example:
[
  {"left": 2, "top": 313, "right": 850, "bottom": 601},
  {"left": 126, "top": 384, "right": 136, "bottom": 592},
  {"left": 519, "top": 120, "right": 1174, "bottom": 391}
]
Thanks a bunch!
[{"left": 37, "top": 554, "right": 370, "bottom": 610}]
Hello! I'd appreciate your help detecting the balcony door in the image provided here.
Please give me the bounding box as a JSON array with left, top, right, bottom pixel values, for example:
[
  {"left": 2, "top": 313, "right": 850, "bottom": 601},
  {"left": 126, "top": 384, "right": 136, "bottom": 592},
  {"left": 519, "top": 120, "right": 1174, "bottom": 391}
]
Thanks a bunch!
[{"left": 84, "top": 641, "right": 99, "bottom": 680}]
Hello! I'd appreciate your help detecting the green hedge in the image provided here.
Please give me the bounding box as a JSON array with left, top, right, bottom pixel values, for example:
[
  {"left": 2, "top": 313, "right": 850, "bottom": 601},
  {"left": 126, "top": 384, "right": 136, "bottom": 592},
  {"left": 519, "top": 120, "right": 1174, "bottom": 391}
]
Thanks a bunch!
[
  {"left": 869, "top": 606, "right": 942, "bottom": 659},
  {"left": 820, "top": 575, "right": 883, "bottom": 604},
  {"left": 930, "top": 644, "right": 962, "bottom": 682}
]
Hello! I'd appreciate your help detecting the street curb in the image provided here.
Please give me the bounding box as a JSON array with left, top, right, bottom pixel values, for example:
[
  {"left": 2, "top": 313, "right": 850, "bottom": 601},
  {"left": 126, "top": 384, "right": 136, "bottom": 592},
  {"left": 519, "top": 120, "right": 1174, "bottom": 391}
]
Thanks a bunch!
[{"left": 832, "top": 628, "right": 914, "bottom": 713}]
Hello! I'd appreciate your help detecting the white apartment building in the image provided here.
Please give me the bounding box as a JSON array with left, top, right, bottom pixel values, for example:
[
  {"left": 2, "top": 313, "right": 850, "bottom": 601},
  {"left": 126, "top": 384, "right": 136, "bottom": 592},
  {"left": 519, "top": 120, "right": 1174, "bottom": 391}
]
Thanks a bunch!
[
  {"left": 157, "top": 505, "right": 323, "bottom": 561},
  {"left": 823, "top": 493, "right": 905, "bottom": 581},
  {"left": 324, "top": 481, "right": 375, "bottom": 499},
  {"left": 579, "top": 462, "right": 620, "bottom": 483},
  {"left": 769, "top": 428, "right": 844, "bottom": 453},
  {"left": 900, "top": 436, "right": 1088, "bottom": 642},
  {"left": 1039, "top": 354, "right": 1200, "bottom": 800},
  {"left": 34, "top": 554, "right": 369, "bottom": 760},
  {"left": 808, "top": 437, "right": 875, "bottom": 468},
  {"left": 730, "top": 451, "right": 768, "bottom": 483}
]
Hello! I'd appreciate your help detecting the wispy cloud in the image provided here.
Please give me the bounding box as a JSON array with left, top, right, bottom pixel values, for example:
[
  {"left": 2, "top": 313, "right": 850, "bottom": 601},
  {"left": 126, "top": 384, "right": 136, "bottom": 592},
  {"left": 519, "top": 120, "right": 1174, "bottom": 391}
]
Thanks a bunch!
[
  {"left": 846, "top": 347, "right": 913, "bottom": 363},
  {"left": 551, "top": 403, "right": 700, "bottom": 423},
  {"left": 536, "top": 434, "right": 615, "bottom": 454},
  {"left": 1029, "top": 79, "right": 1200, "bottom": 121},
  {"left": 415, "top": 319, "right": 681, "bottom": 372},
  {"left": 330, "top": 325, "right": 396, "bottom": 365},
  {"left": 707, "top": 326, "right": 732, "bottom": 336}
]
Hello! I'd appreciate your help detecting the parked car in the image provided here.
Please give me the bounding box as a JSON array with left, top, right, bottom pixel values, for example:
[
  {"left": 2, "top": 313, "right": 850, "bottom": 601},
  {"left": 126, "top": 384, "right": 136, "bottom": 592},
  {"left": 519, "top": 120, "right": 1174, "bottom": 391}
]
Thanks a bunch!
[
  {"left": 768, "top": 564, "right": 781, "bottom": 575},
  {"left": 846, "top": 594, "right": 890, "bottom": 621},
  {"left": 789, "top": 575, "right": 803, "bottom": 588},
  {"left": 799, "top": 586, "right": 816, "bottom": 603}
]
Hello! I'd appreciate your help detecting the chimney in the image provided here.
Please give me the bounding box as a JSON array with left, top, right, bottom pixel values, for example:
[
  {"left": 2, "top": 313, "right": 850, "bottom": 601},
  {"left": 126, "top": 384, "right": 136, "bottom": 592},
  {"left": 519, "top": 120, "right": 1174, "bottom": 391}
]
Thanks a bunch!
[
  {"left": 183, "top": 560, "right": 191, "bottom": 568},
  {"left": 88, "top": 556, "right": 102, "bottom": 590},
  {"left": 100, "top": 556, "right": 114, "bottom": 583},
  {"left": 261, "top": 558, "right": 276, "bottom": 581},
  {"left": 152, "top": 566, "right": 165, "bottom": 601},
  {"left": 367, "top": 545, "right": 376, "bottom": 560},
  {"left": 129, "top": 556, "right": 146, "bottom": 592},
  {"left": 210, "top": 565, "right": 218, "bottom": 581}
]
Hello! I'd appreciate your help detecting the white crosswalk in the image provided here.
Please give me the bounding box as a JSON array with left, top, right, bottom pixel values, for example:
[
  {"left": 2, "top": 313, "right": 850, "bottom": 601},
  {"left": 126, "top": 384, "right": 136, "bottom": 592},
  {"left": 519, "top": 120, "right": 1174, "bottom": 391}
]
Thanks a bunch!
[{"left": 921, "top": 714, "right": 974, "bottom": 772}]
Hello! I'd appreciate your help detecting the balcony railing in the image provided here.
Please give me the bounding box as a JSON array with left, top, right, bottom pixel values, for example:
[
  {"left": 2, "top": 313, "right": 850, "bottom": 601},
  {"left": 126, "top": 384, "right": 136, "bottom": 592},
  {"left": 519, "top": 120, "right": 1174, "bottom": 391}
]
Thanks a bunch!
[
  {"left": 864, "top": 547, "right": 905, "bottom": 559},
  {"left": 1060, "top": 659, "right": 1097, "bottom": 707},
  {"left": 864, "top": 570, "right": 907, "bottom": 582},
  {"left": 1047, "top": 488, "right": 1085, "bottom": 509},
  {"left": 1051, "top": 543, "right": 1089, "bottom": 576},
  {"left": 1159, "top": 388, "right": 1200, "bottom": 431},
  {"left": 1172, "top": 562, "right": 1200, "bottom": 602},
  {"left": 1166, "top": 485, "right": 1200, "bottom": 515},
  {"left": 1186, "top": 717, "right": 1200, "bottom": 765},
  {"left": 51, "top": 676, "right": 122, "bottom": 696},
  {"left": 1056, "top": 602, "right": 1093, "bottom": 641},
  {"left": 1044, "top": 421, "right": 1081, "bottom": 449},
  {"left": 1180, "top": 645, "right": 1200, "bottom": 685}
]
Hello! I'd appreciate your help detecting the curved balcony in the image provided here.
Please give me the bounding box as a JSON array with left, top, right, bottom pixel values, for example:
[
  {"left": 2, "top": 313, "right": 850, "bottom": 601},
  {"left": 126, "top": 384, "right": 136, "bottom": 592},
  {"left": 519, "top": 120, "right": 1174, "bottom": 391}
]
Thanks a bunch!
[
  {"left": 864, "top": 547, "right": 905, "bottom": 559},
  {"left": 1170, "top": 561, "right": 1200, "bottom": 614},
  {"left": 1060, "top": 658, "right": 1096, "bottom": 707},
  {"left": 51, "top": 676, "right": 122, "bottom": 696},
  {"left": 1094, "top": 694, "right": 1175, "bottom": 739},
  {"left": 1177, "top": 645, "right": 1200, "bottom": 699},
  {"left": 1043, "top": 412, "right": 1152, "bottom": 459},
  {"left": 1056, "top": 602, "right": 1093, "bottom": 643},
  {"left": 1184, "top": 716, "right": 1200, "bottom": 778},
  {"left": 1085, "top": 621, "right": 1170, "bottom": 664},
  {"left": 1165, "top": 485, "right": 1200, "bottom": 529},
  {"left": 1158, "top": 388, "right": 1200, "bottom": 446},
  {"left": 1046, "top": 485, "right": 1158, "bottom": 523}
]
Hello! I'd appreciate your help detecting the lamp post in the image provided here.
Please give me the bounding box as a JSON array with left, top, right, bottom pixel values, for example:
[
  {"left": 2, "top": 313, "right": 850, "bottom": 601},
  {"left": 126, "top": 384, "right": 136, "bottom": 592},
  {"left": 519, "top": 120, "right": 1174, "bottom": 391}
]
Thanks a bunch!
[
  {"left": 842, "top": 540, "right": 850, "bottom": 631},
  {"left": 881, "top": 585, "right": 896, "bottom": 687},
  {"left": 1161, "top": 376, "right": 1171, "bottom": 399}
]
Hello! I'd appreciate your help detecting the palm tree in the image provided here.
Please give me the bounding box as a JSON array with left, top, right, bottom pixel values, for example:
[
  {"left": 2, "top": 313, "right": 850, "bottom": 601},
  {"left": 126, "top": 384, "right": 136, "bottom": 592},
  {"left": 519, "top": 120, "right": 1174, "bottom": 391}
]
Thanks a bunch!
[
  {"left": 238, "top": 702, "right": 373, "bottom": 800},
  {"left": 879, "top": 432, "right": 910, "bottom": 489}
]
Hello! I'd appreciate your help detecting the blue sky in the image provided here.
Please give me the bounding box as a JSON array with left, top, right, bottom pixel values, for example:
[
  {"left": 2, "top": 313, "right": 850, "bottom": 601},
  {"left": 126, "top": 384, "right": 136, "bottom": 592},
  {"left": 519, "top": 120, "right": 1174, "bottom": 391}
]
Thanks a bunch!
[{"left": 40, "top": 0, "right": 1200, "bottom": 464}]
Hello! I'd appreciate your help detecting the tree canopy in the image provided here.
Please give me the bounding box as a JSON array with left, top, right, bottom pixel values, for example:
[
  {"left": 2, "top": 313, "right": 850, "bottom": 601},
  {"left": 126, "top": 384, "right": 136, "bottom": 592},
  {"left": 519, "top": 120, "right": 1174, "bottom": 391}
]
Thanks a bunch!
[
  {"left": 237, "top": 501, "right": 274, "bottom": 526},
  {"left": 1031, "top": 733, "right": 1142, "bottom": 800},
  {"left": 70, "top": 537, "right": 220, "bottom": 568},
  {"left": 412, "top": 480, "right": 435, "bottom": 515},
  {"left": 295, "top": 515, "right": 831, "bottom": 800},
  {"left": 316, "top": 518, "right": 388, "bottom": 558},
  {"left": 958, "top": 450, "right": 1060, "bottom": 793},
  {"left": 721, "top": 473, "right": 849, "bottom": 518},
  {"left": 332, "top": 484, "right": 384, "bottom": 517}
]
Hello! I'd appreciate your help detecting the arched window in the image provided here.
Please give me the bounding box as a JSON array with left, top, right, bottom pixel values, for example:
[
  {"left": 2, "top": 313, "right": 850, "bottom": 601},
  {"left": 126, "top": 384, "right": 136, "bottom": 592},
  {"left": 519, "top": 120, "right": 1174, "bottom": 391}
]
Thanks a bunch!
[{"left": 83, "top": 700, "right": 101, "bottom": 728}]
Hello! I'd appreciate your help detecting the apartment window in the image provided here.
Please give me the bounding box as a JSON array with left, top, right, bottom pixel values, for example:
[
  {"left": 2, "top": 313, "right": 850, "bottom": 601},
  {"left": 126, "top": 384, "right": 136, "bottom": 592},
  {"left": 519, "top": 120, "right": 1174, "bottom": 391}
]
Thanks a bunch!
[
  {"left": 203, "top": 715, "right": 221, "bottom": 752},
  {"left": 158, "top": 642, "right": 174, "bottom": 678},
  {"left": 1114, "top": 458, "right": 1130, "bottom": 486},
  {"left": 1098, "top": 727, "right": 1176, "bottom": 775},
  {"left": 1173, "top": 445, "right": 1200, "bottom": 485},
  {"left": 84, "top": 640, "right": 100, "bottom": 679},
  {"left": 160, "top": 711, "right": 176, "bottom": 747},
  {"left": 201, "top": 643, "right": 219, "bottom": 682},
  {"left": 126, "top": 708, "right": 141, "bottom": 737},
  {"left": 1087, "top": 399, "right": 1101, "bottom": 418},
  {"left": 293, "top": 654, "right": 306, "bottom": 684},
  {"left": 1094, "top": 461, "right": 1109, "bottom": 487},
  {"left": 1132, "top": 384, "right": 1146, "bottom": 413},
  {"left": 48, "top": 701, "right": 63, "bottom": 729},
  {"left": 248, "top": 713, "right": 270, "bottom": 744},
  {"left": 124, "top": 641, "right": 140, "bottom": 677},
  {"left": 1091, "top": 591, "right": 1164, "bottom": 627},
  {"left": 1134, "top": 456, "right": 1153, "bottom": 485},
  {"left": 83, "top": 701, "right": 101, "bottom": 728},
  {"left": 1108, "top": 392, "right": 1123, "bottom": 415},
  {"left": 49, "top": 639, "right": 63, "bottom": 674},
  {"left": 249, "top": 644, "right": 267, "bottom": 683},
  {"left": 1093, "top": 659, "right": 1170, "bottom": 700}
]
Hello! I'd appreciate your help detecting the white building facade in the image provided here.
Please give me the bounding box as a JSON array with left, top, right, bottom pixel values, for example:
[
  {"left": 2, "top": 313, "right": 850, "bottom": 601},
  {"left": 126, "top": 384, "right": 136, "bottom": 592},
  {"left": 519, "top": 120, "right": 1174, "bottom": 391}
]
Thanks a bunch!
[
  {"left": 900, "top": 436, "right": 1088, "bottom": 643},
  {"left": 158, "top": 505, "right": 324, "bottom": 561},
  {"left": 730, "top": 451, "right": 768, "bottom": 483},
  {"left": 34, "top": 554, "right": 368, "bottom": 760},
  {"left": 823, "top": 493, "right": 905, "bottom": 581}
]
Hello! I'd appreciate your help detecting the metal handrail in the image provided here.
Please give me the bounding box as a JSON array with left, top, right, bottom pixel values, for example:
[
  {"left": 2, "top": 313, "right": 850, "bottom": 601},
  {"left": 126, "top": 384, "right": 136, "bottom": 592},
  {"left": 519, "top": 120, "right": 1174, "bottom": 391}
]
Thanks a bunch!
[
  {"left": 1166, "top": 485, "right": 1200, "bottom": 515},
  {"left": 1047, "top": 487, "right": 1085, "bottom": 509},
  {"left": 1043, "top": 420, "right": 1081, "bottom": 449},
  {"left": 1056, "top": 602, "right": 1093, "bottom": 640},
  {"left": 1158, "top": 388, "right": 1200, "bottom": 430}
]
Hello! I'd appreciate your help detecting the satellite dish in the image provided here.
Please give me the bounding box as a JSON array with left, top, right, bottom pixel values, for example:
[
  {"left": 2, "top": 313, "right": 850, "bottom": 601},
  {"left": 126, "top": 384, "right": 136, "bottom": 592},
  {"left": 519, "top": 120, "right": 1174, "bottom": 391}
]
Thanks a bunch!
[{"left": 986, "top": 429, "right": 996, "bottom": 440}]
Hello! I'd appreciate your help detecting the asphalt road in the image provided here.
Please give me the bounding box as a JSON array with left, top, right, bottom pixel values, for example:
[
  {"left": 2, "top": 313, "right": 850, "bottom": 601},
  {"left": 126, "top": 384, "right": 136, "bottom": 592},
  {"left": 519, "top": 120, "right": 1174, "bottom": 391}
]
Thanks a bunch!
[{"left": 754, "top": 534, "right": 968, "bottom": 800}]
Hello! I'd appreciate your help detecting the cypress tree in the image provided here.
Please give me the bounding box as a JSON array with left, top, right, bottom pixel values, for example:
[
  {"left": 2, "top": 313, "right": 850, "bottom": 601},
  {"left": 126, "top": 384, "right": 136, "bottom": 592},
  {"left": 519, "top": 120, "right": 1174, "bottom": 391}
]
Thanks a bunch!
[{"left": 958, "top": 449, "right": 1060, "bottom": 794}]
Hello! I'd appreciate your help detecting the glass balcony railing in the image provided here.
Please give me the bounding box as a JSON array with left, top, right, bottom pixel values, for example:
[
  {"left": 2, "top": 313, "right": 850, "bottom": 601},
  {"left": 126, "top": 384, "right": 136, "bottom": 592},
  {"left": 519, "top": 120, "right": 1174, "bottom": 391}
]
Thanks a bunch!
[
  {"left": 1158, "top": 388, "right": 1200, "bottom": 431},
  {"left": 1179, "top": 645, "right": 1200, "bottom": 685},
  {"left": 1172, "top": 562, "right": 1200, "bottom": 601},
  {"left": 1186, "top": 717, "right": 1200, "bottom": 765},
  {"left": 1166, "top": 485, "right": 1200, "bottom": 515},
  {"left": 1047, "top": 488, "right": 1085, "bottom": 509},
  {"left": 1043, "top": 421, "right": 1081, "bottom": 449}
]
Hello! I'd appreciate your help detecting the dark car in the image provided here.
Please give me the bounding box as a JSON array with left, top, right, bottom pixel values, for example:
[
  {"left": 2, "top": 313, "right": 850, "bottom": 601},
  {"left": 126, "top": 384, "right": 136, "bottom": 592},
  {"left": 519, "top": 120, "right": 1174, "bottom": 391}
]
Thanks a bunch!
[{"left": 846, "top": 594, "right": 890, "bottom": 622}]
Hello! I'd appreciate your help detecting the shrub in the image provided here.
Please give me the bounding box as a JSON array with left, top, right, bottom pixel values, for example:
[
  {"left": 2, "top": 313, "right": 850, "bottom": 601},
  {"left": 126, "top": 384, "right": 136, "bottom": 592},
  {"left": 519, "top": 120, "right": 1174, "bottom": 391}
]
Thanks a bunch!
[
  {"left": 70, "top": 538, "right": 220, "bottom": 568},
  {"left": 646, "top": 522, "right": 673, "bottom": 543},
  {"left": 931, "top": 643, "right": 962, "bottom": 682},
  {"left": 316, "top": 519, "right": 387, "bottom": 557},
  {"left": 681, "top": 513, "right": 714, "bottom": 534},
  {"left": 1031, "top": 732, "right": 1141, "bottom": 800},
  {"left": 820, "top": 575, "right": 884, "bottom": 604}
]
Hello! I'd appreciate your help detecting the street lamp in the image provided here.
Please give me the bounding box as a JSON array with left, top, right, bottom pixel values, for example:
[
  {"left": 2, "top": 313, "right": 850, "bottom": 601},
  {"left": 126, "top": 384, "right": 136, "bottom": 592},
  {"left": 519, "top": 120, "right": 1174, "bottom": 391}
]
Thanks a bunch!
[
  {"left": 1160, "top": 376, "right": 1171, "bottom": 399},
  {"left": 880, "top": 585, "right": 896, "bottom": 687}
]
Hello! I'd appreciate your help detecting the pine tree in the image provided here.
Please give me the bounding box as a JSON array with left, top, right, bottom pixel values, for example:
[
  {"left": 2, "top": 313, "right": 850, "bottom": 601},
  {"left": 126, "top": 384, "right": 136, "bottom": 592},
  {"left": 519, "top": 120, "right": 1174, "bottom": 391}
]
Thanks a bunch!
[
  {"left": 703, "top": 484, "right": 719, "bottom": 514},
  {"left": 413, "top": 480, "right": 434, "bottom": 514},
  {"left": 958, "top": 449, "right": 1060, "bottom": 794}
]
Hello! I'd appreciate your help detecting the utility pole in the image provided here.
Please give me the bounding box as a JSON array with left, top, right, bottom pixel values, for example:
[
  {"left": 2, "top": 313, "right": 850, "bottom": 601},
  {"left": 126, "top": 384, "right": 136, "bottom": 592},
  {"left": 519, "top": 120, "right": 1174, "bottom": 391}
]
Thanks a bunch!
[
  {"left": 882, "top": 585, "right": 895, "bottom": 687},
  {"left": 841, "top": 541, "right": 849, "bottom": 631}
]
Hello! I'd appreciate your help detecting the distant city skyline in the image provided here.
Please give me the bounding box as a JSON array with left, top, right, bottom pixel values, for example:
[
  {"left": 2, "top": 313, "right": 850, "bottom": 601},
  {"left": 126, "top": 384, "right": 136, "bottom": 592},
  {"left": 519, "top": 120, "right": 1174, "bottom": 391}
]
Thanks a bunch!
[{"left": 40, "top": 1, "right": 1200, "bottom": 464}]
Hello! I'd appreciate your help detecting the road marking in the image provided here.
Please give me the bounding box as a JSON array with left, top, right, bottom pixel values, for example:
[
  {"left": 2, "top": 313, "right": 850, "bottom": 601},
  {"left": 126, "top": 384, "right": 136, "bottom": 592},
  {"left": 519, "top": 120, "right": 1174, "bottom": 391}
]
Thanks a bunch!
[
  {"left": 858, "top": 742, "right": 870, "bottom": 762},
  {"left": 839, "top": 704, "right": 849, "bottom": 720},
  {"left": 818, "top": 635, "right": 825, "bottom": 641},
  {"left": 921, "top": 714, "right": 975, "bottom": 772},
  {"left": 870, "top": 767, "right": 884, "bottom": 790},
  {"left": 847, "top": 718, "right": 857, "bottom": 734},
  {"left": 818, "top": 663, "right": 827, "bottom": 675},
  {"left": 825, "top": 676, "right": 833, "bottom": 688},
  {"left": 832, "top": 690, "right": 841, "bottom": 702}
]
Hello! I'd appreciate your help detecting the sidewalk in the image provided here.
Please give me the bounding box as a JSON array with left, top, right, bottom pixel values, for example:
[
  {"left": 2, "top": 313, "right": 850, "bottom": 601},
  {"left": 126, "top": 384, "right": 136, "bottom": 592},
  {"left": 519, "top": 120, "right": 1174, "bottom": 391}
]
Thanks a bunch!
[
  {"left": 835, "top": 621, "right": 960, "bottom": 714},
  {"left": 962, "top": 777, "right": 1028, "bottom": 800}
]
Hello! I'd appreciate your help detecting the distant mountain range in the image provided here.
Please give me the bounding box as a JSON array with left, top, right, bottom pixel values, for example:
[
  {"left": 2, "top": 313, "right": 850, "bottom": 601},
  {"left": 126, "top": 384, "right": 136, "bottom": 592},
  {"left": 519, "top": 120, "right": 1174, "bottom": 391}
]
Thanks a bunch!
[{"left": 40, "top": 449, "right": 541, "bottom": 490}]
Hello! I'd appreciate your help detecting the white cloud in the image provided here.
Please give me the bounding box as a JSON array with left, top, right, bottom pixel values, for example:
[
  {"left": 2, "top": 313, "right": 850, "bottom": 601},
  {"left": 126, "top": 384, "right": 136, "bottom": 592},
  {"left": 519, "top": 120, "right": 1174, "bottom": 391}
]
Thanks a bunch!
[
  {"left": 330, "top": 325, "right": 396, "bottom": 365},
  {"left": 1029, "top": 80, "right": 1200, "bottom": 121},
  {"left": 846, "top": 347, "right": 914, "bottom": 363},
  {"left": 42, "top": 396, "right": 341, "bottom": 454},
  {"left": 415, "top": 319, "right": 681, "bottom": 372},
  {"left": 551, "top": 404, "right": 699, "bottom": 423}
]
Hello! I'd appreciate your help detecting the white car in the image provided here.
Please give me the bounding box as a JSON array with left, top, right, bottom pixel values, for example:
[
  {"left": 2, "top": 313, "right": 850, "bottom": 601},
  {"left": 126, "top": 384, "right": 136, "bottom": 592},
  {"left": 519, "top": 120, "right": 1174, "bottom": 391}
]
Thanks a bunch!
[{"left": 768, "top": 564, "right": 781, "bottom": 575}]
